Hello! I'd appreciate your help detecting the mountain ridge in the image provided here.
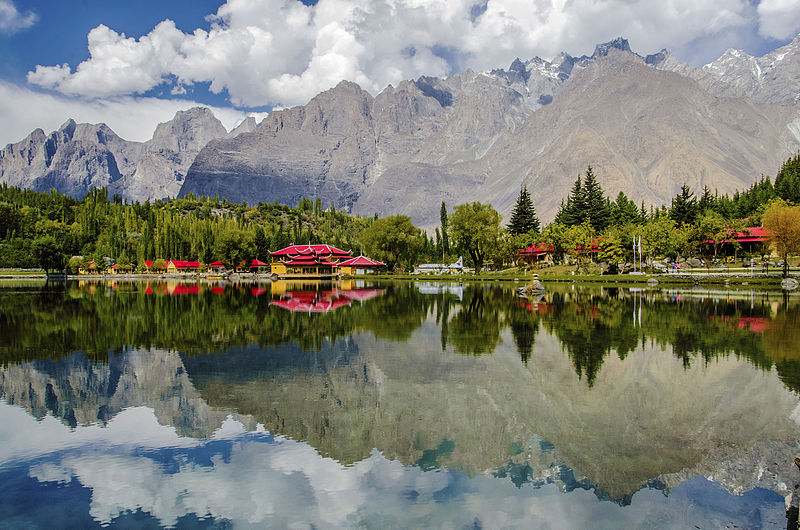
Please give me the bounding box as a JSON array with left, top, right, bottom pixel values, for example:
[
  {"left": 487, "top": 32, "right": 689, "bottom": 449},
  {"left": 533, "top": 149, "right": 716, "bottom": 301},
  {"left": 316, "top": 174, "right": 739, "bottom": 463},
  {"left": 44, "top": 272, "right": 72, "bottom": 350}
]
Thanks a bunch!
[{"left": 2, "top": 36, "right": 799, "bottom": 227}]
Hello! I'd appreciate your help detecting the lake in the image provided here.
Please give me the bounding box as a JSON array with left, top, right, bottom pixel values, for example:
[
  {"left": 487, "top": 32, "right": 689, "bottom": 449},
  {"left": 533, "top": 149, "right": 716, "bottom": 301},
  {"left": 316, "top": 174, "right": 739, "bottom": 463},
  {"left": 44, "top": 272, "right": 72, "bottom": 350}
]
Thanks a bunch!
[{"left": 0, "top": 279, "right": 798, "bottom": 528}]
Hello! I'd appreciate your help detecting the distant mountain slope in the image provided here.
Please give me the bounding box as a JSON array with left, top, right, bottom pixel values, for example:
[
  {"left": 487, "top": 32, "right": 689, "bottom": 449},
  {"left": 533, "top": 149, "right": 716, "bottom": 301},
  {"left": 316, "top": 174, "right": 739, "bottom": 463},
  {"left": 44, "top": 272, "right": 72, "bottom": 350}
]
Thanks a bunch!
[
  {"left": 648, "top": 34, "right": 800, "bottom": 104},
  {"left": 181, "top": 43, "right": 800, "bottom": 227}
]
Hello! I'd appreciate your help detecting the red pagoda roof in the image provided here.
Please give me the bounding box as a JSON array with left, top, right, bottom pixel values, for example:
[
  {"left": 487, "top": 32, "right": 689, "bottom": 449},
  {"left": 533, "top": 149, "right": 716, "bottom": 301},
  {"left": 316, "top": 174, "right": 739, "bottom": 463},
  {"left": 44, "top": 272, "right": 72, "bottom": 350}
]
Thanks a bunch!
[
  {"left": 271, "top": 244, "right": 352, "bottom": 258},
  {"left": 209, "top": 260, "right": 224, "bottom": 267},
  {"left": 703, "top": 227, "right": 773, "bottom": 244},
  {"left": 144, "top": 261, "right": 153, "bottom": 268},
  {"left": 250, "top": 259, "right": 269, "bottom": 267},
  {"left": 519, "top": 243, "right": 554, "bottom": 255},
  {"left": 336, "top": 256, "right": 385, "bottom": 267}
]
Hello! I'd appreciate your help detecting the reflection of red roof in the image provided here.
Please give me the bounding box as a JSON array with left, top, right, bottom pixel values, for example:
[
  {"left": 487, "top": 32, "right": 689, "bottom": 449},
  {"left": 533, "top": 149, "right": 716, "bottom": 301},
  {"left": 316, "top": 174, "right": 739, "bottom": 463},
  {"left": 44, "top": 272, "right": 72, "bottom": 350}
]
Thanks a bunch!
[
  {"left": 270, "top": 297, "right": 351, "bottom": 313},
  {"left": 710, "top": 315, "right": 770, "bottom": 333},
  {"left": 336, "top": 256, "right": 385, "bottom": 267},
  {"left": 340, "top": 288, "right": 384, "bottom": 302},
  {"left": 187, "top": 285, "right": 200, "bottom": 294},
  {"left": 270, "top": 290, "right": 352, "bottom": 312},
  {"left": 210, "top": 286, "right": 225, "bottom": 295},
  {"left": 251, "top": 287, "right": 267, "bottom": 296},
  {"left": 738, "top": 317, "right": 769, "bottom": 333},
  {"left": 144, "top": 286, "right": 153, "bottom": 295},
  {"left": 170, "top": 285, "right": 189, "bottom": 295}
]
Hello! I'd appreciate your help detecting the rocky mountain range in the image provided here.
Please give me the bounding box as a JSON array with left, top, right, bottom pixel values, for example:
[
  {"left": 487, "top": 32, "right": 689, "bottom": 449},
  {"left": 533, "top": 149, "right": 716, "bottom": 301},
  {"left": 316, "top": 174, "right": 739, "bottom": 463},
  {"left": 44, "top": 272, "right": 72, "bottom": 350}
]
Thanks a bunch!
[
  {"left": 2, "top": 36, "right": 799, "bottom": 226},
  {"left": 0, "top": 107, "right": 256, "bottom": 201}
]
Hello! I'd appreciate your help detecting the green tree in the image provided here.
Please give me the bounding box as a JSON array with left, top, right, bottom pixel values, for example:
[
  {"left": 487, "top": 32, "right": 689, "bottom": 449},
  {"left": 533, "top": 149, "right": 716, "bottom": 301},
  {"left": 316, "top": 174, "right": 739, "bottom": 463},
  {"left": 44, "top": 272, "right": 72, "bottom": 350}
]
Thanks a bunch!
[
  {"left": 774, "top": 155, "right": 800, "bottom": 204},
  {"left": 31, "top": 236, "right": 66, "bottom": 273},
  {"left": 359, "top": 215, "right": 423, "bottom": 271},
  {"left": 253, "top": 226, "right": 270, "bottom": 259},
  {"left": 554, "top": 176, "right": 586, "bottom": 226},
  {"left": 440, "top": 201, "right": 450, "bottom": 255},
  {"left": 670, "top": 184, "right": 698, "bottom": 225},
  {"left": 610, "top": 191, "right": 641, "bottom": 226},
  {"left": 67, "top": 256, "right": 83, "bottom": 274},
  {"left": 582, "top": 166, "right": 611, "bottom": 231},
  {"left": 507, "top": 185, "right": 540, "bottom": 235},
  {"left": 449, "top": 202, "right": 502, "bottom": 273},
  {"left": 763, "top": 200, "right": 800, "bottom": 277}
]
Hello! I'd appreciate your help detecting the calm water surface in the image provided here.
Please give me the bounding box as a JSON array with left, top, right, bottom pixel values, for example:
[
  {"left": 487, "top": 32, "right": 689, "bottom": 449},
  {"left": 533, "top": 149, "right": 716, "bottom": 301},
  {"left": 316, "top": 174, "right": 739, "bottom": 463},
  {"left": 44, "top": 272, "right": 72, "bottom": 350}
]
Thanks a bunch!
[{"left": 0, "top": 279, "right": 799, "bottom": 528}]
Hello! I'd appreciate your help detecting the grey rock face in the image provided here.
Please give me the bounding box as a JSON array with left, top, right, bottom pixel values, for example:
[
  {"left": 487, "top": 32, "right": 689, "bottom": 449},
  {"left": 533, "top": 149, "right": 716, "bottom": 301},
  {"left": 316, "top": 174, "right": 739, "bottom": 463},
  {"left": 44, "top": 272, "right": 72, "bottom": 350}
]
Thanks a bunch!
[
  {"left": 0, "top": 107, "right": 230, "bottom": 201},
  {"left": 181, "top": 43, "right": 800, "bottom": 228}
]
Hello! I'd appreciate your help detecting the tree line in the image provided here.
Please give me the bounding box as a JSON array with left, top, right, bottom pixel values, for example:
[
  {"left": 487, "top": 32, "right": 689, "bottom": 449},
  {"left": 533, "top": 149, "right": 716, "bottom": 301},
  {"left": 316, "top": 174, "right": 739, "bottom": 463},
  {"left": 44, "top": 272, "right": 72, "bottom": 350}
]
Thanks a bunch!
[{"left": 1, "top": 154, "right": 799, "bottom": 274}]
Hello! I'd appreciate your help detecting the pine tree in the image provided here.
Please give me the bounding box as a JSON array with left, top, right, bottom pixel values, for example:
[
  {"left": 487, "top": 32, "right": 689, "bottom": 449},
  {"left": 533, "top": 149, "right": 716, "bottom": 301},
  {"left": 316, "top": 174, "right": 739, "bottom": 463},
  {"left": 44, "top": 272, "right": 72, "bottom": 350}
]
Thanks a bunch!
[
  {"left": 582, "top": 166, "right": 610, "bottom": 231},
  {"left": 669, "top": 184, "right": 698, "bottom": 225},
  {"left": 775, "top": 154, "right": 800, "bottom": 204},
  {"left": 698, "top": 185, "right": 715, "bottom": 213},
  {"left": 507, "top": 185, "right": 541, "bottom": 235},
  {"left": 559, "top": 176, "right": 586, "bottom": 226}
]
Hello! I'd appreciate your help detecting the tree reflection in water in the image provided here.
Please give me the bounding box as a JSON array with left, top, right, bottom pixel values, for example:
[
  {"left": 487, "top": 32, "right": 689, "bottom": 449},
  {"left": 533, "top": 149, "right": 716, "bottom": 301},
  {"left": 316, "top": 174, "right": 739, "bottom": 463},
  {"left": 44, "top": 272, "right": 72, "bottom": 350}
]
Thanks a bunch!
[{"left": 0, "top": 280, "right": 798, "bottom": 392}]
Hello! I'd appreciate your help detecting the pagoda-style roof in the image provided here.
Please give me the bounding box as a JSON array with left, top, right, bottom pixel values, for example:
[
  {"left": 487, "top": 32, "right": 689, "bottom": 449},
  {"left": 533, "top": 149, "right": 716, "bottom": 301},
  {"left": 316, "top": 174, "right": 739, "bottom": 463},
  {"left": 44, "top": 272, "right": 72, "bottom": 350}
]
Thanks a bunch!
[
  {"left": 336, "top": 255, "right": 385, "bottom": 268},
  {"left": 271, "top": 244, "right": 352, "bottom": 259}
]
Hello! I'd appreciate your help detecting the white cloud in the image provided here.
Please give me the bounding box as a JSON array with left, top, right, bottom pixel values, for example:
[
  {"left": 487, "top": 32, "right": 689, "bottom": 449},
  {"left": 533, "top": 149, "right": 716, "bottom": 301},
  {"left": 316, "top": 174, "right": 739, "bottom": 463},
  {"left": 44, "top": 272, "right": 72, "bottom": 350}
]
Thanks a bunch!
[
  {"left": 0, "top": 81, "right": 259, "bottom": 146},
  {"left": 757, "top": 0, "right": 800, "bottom": 40},
  {"left": 26, "top": 0, "right": 761, "bottom": 110},
  {"left": 0, "top": 0, "right": 36, "bottom": 33}
]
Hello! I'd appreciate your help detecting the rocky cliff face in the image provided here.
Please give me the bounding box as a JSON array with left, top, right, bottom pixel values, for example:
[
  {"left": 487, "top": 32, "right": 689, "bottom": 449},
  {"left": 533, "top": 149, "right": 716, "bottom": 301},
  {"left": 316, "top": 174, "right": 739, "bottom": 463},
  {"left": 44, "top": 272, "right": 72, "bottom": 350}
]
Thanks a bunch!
[
  {"left": 181, "top": 41, "right": 800, "bottom": 226},
  {"left": 0, "top": 107, "right": 235, "bottom": 201}
]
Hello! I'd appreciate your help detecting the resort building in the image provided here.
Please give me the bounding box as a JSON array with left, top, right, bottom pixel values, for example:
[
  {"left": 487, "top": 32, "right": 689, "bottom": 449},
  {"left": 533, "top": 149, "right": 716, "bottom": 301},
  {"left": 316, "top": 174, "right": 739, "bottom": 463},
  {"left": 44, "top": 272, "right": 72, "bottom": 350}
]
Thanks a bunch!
[
  {"left": 270, "top": 244, "right": 354, "bottom": 278},
  {"left": 336, "top": 255, "right": 386, "bottom": 275}
]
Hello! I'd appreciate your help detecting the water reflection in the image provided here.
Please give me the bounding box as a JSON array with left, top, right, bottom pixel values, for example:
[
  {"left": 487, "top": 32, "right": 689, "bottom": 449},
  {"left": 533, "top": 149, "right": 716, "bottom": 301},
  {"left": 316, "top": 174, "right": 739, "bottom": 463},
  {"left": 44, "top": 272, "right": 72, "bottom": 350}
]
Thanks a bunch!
[
  {"left": 0, "top": 281, "right": 799, "bottom": 527},
  {"left": 3, "top": 281, "right": 798, "bottom": 392},
  {"left": 0, "top": 401, "right": 784, "bottom": 528}
]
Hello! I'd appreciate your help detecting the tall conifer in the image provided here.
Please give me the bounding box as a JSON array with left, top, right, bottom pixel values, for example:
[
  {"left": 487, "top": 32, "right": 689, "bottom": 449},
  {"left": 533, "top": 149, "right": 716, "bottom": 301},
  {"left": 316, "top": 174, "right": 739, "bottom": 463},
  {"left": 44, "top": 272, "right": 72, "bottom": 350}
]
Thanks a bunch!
[{"left": 508, "top": 185, "right": 541, "bottom": 235}]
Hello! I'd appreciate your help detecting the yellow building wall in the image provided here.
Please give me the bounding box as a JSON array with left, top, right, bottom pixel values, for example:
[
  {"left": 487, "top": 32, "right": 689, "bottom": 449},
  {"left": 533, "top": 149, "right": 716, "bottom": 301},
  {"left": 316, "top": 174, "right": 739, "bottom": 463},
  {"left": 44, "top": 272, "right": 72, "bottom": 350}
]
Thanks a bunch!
[{"left": 271, "top": 262, "right": 288, "bottom": 275}]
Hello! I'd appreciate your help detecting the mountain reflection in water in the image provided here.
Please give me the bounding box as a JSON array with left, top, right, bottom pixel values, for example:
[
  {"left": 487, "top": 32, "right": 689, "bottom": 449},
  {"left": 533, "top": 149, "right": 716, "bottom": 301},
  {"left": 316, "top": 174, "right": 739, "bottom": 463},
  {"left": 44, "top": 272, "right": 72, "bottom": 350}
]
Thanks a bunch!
[{"left": 0, "top": 280, "right": 797, "bottom": 528}]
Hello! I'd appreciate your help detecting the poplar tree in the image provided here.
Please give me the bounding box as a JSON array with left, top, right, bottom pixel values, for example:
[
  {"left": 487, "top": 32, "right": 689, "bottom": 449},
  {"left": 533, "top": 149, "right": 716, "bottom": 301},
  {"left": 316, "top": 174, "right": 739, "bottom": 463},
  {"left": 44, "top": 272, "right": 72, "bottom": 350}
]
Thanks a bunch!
[{"left": 440, "top": 201, "right": 450, "bottom": 255}]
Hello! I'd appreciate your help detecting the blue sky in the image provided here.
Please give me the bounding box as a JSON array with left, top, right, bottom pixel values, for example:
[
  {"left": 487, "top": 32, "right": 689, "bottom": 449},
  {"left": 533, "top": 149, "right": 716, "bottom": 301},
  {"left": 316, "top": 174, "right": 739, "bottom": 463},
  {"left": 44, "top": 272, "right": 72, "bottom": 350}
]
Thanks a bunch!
[{"left": 0, "top": 0, "right": 798, "bottom": 146}]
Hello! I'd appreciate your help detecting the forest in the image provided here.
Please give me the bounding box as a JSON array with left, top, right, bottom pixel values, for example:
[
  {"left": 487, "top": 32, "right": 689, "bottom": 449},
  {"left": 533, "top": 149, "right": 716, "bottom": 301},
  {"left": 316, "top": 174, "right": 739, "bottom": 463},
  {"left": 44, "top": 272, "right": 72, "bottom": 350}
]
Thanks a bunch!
[{"left": 0, "top": 153, "right": 798, "bottom": 273}]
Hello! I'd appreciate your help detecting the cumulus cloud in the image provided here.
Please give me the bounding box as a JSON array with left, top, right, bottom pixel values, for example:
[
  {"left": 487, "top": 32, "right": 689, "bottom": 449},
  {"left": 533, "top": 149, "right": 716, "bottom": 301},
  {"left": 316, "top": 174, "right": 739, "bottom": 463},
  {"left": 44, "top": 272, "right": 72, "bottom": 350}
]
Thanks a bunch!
[
  {"left": 0, "top": 81, "right": 259, "bottom": 146},
  {"left": 26, "top": 0, "right": 762, "bottom": 109},
  {"left": 0, "top": 0, "right": 36, "bottom": 33},
  {"left": 757, "top": 0, "right": 800, "bottom": 40}
]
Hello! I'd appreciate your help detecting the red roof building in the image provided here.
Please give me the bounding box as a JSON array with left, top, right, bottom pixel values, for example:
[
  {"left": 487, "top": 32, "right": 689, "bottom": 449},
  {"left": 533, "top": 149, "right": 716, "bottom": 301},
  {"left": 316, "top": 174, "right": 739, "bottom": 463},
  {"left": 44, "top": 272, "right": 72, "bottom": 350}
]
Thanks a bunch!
[{"left": 270, "top": 244, "right": 353, "bottom": 277}]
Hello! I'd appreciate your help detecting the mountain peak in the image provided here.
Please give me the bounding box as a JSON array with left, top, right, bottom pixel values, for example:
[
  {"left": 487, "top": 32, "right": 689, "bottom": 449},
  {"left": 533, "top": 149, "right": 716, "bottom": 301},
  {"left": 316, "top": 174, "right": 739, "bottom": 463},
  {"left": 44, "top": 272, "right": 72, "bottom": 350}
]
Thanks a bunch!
[{"left": 593, "top": 37, "right": 631, "bottom": 58}]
